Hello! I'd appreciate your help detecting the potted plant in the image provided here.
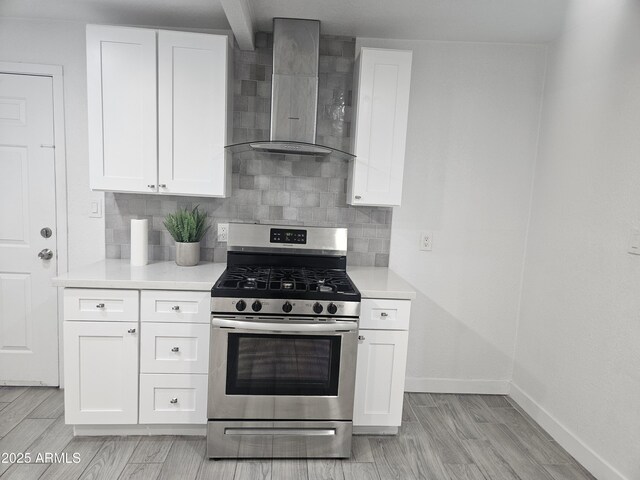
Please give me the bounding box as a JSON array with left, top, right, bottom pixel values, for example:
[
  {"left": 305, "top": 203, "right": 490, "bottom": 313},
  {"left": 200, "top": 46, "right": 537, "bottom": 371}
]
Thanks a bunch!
[{"left": 163, "top": 206, "right": 210, "bottom": 266}]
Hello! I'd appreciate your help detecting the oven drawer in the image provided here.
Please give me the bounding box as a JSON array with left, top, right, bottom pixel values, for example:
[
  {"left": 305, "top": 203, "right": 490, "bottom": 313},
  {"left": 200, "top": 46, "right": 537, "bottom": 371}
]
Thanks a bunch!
[
  {"left": 207, "top": 421, "right": 352, "bottom": 458},
  {"left": 64, "top": 288, "right": 139, "bottom": 321},
  {"left": 140, "top": 322, "right": 209, "bottom": 374},
  {"left": 359, "top": 299, "right": 411, "bottom": 330},
  {"left": 139, "top": 374, "right": 208, "bottom": 424},
  {"left": 141, "top": 290, "right": 210, "bottom": 323}
]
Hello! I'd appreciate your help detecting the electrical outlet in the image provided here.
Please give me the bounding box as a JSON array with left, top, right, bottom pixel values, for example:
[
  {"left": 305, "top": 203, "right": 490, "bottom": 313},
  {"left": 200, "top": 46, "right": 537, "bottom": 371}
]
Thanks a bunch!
[
  {"left": 218, "top": 223, "right": 229, "bottom": 242},
  {"left": 419, "top": 231, "right": 433, "bottom": 251}
]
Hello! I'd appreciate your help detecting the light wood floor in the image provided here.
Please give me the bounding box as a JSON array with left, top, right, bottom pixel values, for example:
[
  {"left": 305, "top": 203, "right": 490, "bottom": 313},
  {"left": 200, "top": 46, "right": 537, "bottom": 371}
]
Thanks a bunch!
[{"left": 0, "top": 387, "right": 596, "bottom": 480}]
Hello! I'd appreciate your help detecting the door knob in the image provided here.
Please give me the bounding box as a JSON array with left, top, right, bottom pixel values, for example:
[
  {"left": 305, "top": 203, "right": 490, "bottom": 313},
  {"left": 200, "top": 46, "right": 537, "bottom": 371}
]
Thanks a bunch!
[
  {"left": 358, "top": 335, "right": 365, "bottom": 341},
  {"left": 127, "top": 328, "right": 136, "bottom": 334},
  {"left": 38, "top": 248, "right": 53, "bottom": 260},
  {"left": 170, "top": 398, "right": 178, "bottom": 404}
]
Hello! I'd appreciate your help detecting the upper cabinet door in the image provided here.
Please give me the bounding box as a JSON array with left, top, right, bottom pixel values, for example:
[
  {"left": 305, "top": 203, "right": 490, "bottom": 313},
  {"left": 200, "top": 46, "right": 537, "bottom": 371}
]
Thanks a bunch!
[
  {"left": 87, "top": 25, "right": 158, "bottom": 193},
  {"left": 349, "top": 48, "right": 412, "bottom": 207},
  {"left": 158, "top": 31, "right": 231, "bottom": 197}
]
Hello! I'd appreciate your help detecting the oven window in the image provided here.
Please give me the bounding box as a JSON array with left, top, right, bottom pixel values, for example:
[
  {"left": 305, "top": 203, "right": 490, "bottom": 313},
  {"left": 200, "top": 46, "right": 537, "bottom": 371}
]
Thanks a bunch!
[{"left": 226, "top": 333, "right": 341, "bottom": 396}]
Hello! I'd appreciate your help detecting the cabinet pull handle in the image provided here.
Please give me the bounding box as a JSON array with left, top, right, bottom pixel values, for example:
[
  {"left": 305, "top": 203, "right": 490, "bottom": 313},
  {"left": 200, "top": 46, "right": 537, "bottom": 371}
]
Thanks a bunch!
[
  {"left": 355, "top": 195, "right": 362, "bottom": 200},
  {"left": 171, "top": 346, "right": 180, "bottom": 352},
  {"left": 96, "top": 303, "right": 105, "bottom": 309},
  {"left": 159, "top": 184, "right": 167, "bottom": 188},
  {"left": 147, "top": 184, "right": 156, "bottom": 188},
  {"left": 358, "top": 335, "right": 365, "bottom": 341},
  {"left": 380, "top": 312, "right": 388, "bottom": 317},
  {"left": 127, "top": 328, "right": 136, "bottom": 334},
  {"left": 171, "top": 305, "right": 180, "bottom": 311},
  {"left": 170, "top": 398, "right": 178, "bottom": 404}
]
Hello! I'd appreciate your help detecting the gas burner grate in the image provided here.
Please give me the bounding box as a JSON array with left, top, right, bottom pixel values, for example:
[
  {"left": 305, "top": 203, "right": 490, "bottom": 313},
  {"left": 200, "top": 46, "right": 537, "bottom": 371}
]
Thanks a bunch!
[{"left": 217, "top": 266, "right": 270, "bottom": 290}]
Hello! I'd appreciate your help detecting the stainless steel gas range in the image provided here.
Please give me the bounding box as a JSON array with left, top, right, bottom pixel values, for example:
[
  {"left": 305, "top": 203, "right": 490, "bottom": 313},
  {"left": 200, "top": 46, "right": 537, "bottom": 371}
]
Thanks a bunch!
[{"left": 207, "top": 223, "right": 361, "bottom": 459}]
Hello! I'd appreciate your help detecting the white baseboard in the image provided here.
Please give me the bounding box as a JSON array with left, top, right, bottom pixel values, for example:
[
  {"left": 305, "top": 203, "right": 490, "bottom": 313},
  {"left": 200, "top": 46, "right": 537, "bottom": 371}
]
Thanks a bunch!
[
  {"left": 404, "top": 377, "right": 510, "bottom": 394},
  {"left": 73, "top": 424, "right": 206, "bottom": 436},
  {"left": 510, "top": 383, "right": 628, "bottom": 480}
]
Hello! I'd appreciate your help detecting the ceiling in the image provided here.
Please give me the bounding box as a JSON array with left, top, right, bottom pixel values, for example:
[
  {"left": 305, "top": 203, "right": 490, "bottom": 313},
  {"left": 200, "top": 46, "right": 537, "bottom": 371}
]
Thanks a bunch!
[{"left": 0, "top": 0, "right": 569, "bottom": 43}]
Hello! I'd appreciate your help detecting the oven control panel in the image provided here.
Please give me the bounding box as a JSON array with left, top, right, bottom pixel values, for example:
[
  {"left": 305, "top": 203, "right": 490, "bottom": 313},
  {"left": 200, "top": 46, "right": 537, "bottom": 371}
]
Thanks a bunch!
[{"left": 270, "top": 228, "right": 307, "bottom": 244}]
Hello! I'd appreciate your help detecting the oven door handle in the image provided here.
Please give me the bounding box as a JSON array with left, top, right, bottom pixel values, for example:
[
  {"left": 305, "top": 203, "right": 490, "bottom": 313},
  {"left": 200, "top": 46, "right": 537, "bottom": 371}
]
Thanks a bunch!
[{"left": 211, "top": 317, "right": 357, "bottom": 333}]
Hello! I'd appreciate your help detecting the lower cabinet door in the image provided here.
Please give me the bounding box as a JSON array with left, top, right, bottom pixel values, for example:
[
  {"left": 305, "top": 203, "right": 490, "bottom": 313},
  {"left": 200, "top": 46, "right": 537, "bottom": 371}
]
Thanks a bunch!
[
  {"left": 63, "top": 321, "right": 139, "bottom": 424},
  {"left": 139, "top": 374, "right": 208, "bottom": 424},
  {"left": 353, "top": 329, "right": 409, "bottom": 427}
]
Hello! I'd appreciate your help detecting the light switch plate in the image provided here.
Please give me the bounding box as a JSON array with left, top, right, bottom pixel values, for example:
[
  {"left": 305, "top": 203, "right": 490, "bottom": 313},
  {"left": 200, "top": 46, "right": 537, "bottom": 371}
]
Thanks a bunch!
[
  {"left": 419, "top": 231, "right": 433, "bottom": 251},
  {"left": 89, "top": 199, "right": 103, "bottom": 218},
  {"left": 218, "top": 223, "right": 229, "bottom": 242}
]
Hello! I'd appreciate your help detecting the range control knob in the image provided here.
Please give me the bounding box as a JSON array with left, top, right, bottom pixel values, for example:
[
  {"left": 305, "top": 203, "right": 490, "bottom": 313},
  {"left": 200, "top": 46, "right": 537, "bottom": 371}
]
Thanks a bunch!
[
  {"left": 327, "top": 303, "right": 338, "bottom": 314},
  {"left": 282, "top": 301, "right": 293, "bottom": 313},
  {"left": 252, "top": 300, "right": 262, "bottom": 312},
  {"left": 313, "top": 302, "right": 323, "bottom": 314},
  {"left": 235, "top": 300, "right": 246, "bottom": 312}
]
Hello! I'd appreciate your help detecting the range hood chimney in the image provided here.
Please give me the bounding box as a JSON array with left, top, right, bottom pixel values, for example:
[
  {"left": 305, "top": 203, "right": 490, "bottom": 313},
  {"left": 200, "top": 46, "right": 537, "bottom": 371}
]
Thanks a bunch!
[{"left": 225, "top": 18, "right": 355, "bottom": 161}]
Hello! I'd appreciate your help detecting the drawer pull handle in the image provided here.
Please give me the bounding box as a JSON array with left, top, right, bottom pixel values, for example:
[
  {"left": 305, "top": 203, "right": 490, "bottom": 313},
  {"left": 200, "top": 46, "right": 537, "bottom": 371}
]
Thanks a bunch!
[
  {"left": 358, "top": 335, "right": 365, "bottom": 341},
  {"left": 172, "top": 305, "right": 180, "bottom": 311},
  {"left": 171, "top": 346, "right": 180, "bottom": 352},
  {"left": 380, "top": 312, "right": 388, "bottom": 317},
  {"left": 127, "top": 328, "right": 136, "bottom": 334},
  {"left": 355, "top": 195, "right": 362, "bottom": 200},
  {"left": 170, "top": 398, "right": 178, "bottom": 404},
  {"left": 159, "top": 184, "right": 167, "bottom": 188},
  {"left": 96, "top": 303, "right": 105, "bottom": 309}
]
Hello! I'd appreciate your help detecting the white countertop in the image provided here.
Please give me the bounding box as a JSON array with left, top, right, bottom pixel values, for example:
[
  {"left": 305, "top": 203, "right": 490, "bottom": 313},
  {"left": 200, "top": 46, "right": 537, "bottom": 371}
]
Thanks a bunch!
[
  {"left": 53, "top": 260, "right": 226, "bottom": 291},
  {"left": 53, "top": 260, "right": 415, "bottom": 299},
  {"left": 346, "top": 266, "right": 416, "bottom": 300}
]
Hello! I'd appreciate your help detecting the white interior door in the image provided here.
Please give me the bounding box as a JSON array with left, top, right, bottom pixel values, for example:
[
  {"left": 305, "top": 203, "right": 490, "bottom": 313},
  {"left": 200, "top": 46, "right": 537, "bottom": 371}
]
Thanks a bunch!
[{"left": 0, "top": 73, "right": 59, "bottom": 385}]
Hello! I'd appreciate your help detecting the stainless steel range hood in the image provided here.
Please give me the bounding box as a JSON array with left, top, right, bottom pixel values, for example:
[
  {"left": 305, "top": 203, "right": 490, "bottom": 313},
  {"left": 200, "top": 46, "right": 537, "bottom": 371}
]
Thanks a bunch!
[{"left": 225, "top": 18, "right": 355, "bottom": 161}]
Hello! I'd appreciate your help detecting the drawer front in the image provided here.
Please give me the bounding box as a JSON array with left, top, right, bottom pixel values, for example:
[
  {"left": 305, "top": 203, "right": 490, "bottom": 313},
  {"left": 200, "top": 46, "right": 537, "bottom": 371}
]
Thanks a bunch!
[
  {"left": 139, "top": 374, "right": 208, "bottom": 424},
  {"left": 359, "top": 299, "right": 411, "bottom": 330},
  {"left": 140, "top": 322, "right": 210, "bottom": 374},
  {"left": 64, "top": 288, "right": 139, "bottom": 321},
  {"left": 141, "top": 290, "right": 210, "bottom": 323}
]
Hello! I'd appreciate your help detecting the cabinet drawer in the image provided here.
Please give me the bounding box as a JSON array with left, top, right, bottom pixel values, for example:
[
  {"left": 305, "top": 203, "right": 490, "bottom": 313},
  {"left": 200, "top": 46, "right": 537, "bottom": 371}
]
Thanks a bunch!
[
  {"left": 139, "top": 374, "right": 208, "bottom": 424},
  {"left": 140, "top": 322, "right": 210, "bottom": 374},
  {"left": 64, "top": 288, "right": 139, "bottom": 321},
  {"left": 359, "top": 299, "right": 411, "bottom": 330},
  {"left": 141, "top": 290, "right": 210, "bottom": 323}
]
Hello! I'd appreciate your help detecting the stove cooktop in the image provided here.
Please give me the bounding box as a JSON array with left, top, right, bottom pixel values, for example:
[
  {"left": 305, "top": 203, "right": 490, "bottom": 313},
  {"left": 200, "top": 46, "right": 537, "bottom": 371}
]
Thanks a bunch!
[{"left": 212, "top": 265, "right": 359, "bottom": 301}]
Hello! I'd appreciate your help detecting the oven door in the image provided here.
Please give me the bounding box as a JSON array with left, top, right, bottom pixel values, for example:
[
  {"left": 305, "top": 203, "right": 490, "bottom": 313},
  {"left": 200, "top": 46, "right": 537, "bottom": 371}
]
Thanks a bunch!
[{"left": 208, "top": 316, "right": 358, "bottom": 421}]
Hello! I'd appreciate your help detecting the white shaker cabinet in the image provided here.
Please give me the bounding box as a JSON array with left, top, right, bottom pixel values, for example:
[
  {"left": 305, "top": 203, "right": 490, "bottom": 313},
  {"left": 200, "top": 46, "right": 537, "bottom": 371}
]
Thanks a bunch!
[
  {"left": 353, "top": 298, "right": 411, "bottom": 432},
  {"left": 63, "top": 321, "right": 139, "bottom": 425},
  {"left": 158, "top": 31, "right": 231, "bottom": 197},
  {"left": 348, "top": 48, "right": 412, "bottom": 206},
  {"left": 87, "top": 25, "right": 232, "bottom": 197},
  {"left": 86, "top": 25, "right": 158, "bottom": 193}
]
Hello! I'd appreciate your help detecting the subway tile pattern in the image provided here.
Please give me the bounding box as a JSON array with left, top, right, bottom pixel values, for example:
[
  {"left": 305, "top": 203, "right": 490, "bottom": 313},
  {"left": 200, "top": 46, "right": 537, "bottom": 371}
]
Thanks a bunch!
[{"left": 105, "top": 33, "right": 392, "bottom": 267}]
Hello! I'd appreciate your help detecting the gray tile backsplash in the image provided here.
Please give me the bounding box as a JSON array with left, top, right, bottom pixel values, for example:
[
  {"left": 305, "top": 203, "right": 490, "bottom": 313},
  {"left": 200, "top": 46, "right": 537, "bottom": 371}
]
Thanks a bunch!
[{"left": 105, "top": 33, "right": 392, "bottom": 267}]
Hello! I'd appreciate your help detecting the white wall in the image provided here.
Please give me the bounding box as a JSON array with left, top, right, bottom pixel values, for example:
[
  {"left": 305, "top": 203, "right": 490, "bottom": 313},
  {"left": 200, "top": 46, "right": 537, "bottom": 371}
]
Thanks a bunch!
[
  {"left": 512, "top": 1, "right": 640, "bottom": 479},
  {"left": 0, "top": 17, "right": 105, "bottom": 270},
  {"left": 357, "top": 38, "right": 547, "bottom": 392}
]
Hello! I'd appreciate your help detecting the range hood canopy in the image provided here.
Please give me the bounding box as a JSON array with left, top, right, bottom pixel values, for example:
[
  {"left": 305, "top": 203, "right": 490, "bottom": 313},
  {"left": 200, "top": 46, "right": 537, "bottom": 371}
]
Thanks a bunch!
[{"left": 225, "top": 18, "right": 355, "bottom": 161}]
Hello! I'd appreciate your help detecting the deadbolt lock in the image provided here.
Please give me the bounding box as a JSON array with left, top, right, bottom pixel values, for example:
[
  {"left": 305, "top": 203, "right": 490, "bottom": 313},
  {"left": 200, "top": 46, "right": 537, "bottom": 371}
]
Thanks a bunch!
[{"left": 40, "top": 227, "right": 52, "bottom": 238}]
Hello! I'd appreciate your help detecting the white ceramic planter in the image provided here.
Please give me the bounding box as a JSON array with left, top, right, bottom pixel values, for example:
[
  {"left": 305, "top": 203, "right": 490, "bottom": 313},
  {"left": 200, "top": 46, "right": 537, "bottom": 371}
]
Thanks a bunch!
[{"left": 175, "top": 242, "right": 200, "bottom": 266}]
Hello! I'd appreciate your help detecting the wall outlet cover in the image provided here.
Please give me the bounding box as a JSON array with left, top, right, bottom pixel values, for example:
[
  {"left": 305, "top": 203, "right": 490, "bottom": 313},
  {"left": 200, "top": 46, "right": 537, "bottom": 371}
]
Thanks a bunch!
[
  {"left": 218, "top": 223, "right": 229, "bottom": 242},
  {"left": 420, "top": 231, "right": 433, "bottom": 251}
]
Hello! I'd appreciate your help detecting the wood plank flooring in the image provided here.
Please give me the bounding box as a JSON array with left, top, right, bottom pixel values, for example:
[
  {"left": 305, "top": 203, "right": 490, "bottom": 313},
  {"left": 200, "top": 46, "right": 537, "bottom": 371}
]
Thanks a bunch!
[{"left": 0, "top": 387, "right": 597, "bottom": 480}]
